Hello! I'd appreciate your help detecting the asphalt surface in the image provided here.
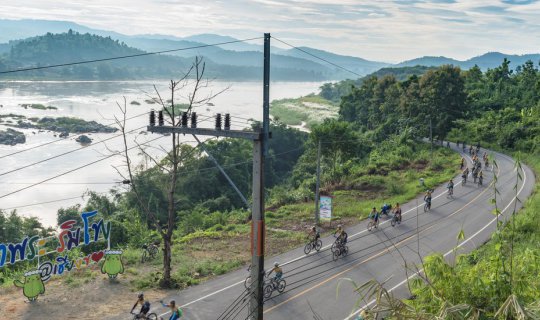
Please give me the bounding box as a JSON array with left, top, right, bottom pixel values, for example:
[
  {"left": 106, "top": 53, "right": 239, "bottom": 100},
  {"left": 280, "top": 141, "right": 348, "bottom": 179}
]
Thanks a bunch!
[{"left": 113, "top": 144, "right": 535, "bottom": 320}]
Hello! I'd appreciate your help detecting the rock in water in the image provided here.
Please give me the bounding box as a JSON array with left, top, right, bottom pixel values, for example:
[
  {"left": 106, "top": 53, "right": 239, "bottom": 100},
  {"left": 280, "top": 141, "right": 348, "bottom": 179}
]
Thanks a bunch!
[
  {"left": 75, "top": 135, "right": 92, "bottom": 144},
  {"left": 0, "top": 128, "right": 26, "bottom": 145}
]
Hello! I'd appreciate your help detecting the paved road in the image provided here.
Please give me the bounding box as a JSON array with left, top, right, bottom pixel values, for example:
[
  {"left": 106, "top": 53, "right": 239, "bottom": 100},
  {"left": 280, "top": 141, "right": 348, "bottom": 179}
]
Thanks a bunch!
[{"left": 114, "top": 144, "right": 535, "bottom": 320}]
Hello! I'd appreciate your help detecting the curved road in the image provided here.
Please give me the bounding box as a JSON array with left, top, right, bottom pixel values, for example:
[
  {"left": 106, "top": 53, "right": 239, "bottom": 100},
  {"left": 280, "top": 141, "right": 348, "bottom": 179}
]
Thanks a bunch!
[{"left": 114, "top": 144, "right": 535, "bottom": 320}]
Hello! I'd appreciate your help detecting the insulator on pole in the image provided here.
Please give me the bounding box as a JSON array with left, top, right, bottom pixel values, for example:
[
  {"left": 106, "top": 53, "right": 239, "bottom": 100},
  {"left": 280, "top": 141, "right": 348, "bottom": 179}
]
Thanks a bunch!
[
  {"left": 181, "top": 112, "right": 188, "bottom": 127},
  {"left": 191, "top": 112, "right": 197, "bottom": 128},
  {"left": 158, "top": 110, "right": 164, "bottom": 126},
  {"left": 215, "top": 113, "right": 222, "bottom": 130},
  {"left": 149, "top": 110, "right": 156, "bottom": 127},
  {"left": 224, "top": 113, "right": 231, "bottom": 130}
]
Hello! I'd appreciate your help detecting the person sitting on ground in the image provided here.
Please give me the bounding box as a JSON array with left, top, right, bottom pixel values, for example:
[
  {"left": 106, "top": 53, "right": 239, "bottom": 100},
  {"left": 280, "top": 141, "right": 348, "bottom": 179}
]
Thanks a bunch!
[
  {"left": 160, "top": 300, "right": 182, "bottom": 320},
  {"left": 308, "top": 226, "right": 320, "bottom": 242},
  {"left": 131, "top": 293, "right": 150, "bottom": 319}
]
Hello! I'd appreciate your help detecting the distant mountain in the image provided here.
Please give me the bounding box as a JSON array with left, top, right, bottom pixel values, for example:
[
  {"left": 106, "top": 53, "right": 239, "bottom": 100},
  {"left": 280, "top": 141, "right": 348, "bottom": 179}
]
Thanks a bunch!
[
  {"left": 397, "top": 52, "right": 540, "bottom": 70},
  {"left": 281, "top": 47, "right": 390, "bottom": 78}
]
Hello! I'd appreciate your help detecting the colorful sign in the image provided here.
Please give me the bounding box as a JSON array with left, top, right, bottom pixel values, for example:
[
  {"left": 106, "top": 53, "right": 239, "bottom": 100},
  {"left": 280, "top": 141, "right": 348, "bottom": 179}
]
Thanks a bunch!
[
  {"left": 0, "top": 210, "right": 122, "bottom": 301},
  {"left": 319, "top": 196, "right": 332, "bottom": 220}
]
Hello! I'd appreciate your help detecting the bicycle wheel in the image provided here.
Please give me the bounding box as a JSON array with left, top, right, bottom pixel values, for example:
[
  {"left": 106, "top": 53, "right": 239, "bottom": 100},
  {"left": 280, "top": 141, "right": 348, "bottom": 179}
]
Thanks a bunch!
[
  {"left": 140, "top": 250, "right": 147, "bottom": 263},
  {"left": 332, "top": 250, "right": 339, "bottom": 261},
  {"left": 315, "top": 239, "right": 322, "bottom": 252},
  {"left": 263, "top": 284, "right": 273, "bottom": 299},
  {"left": 391, "top": 216, "right": 396, "bottom": 227},
  {"left": 304, "top": 243, "right": 312, "bottom": 255},
  {"left": 367, "top": 221, "right": 374, "bottom": 231},
  {"left": 146, "top": 313, "right": 158, "bottom": 320},
  {"left": 277, "top": 279, "right": 286, "bottom": 293},
  {"left": 423, "top": 203, "right": 428, "bottom": 212},
  {"left": 244, "top": 275, "right": 252, "bottom": 289},
  {"left": 331, "top": 241, "right": 337, "bottom": 253},
  {"left": 343, "top": 246, "right": 349, "bottom": 257}
]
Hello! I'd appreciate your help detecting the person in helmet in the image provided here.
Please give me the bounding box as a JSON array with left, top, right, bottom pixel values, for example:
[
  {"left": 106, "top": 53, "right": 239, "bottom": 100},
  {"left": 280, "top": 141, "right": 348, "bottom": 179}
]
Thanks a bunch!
[
  {"left": 308, "top": 225, "right": 320, "bottom": 243},
  {"left": 268, "top": 262, "right": 283, "bottom": 282},
  {"left": 334, "top": 224, "right": 348, "bottom": 244},
  {"left": 131, "top": 292, "right": 151, "bottom": 319},
  {"left": 160, "top": 299, "right": 182, "bottom": 320}
]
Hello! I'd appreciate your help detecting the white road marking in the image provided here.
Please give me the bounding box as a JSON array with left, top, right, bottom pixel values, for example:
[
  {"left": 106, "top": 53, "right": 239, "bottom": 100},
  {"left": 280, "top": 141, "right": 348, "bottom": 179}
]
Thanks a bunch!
[{"left": 343, "top": 154, "right": 528, "bottom": 320}]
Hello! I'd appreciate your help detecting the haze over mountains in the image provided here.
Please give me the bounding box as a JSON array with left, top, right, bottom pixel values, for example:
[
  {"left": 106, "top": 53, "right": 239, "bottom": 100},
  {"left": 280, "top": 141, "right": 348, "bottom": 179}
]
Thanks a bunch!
[{"left": 0, "top": 19, "right": 538, "bottom": 81}]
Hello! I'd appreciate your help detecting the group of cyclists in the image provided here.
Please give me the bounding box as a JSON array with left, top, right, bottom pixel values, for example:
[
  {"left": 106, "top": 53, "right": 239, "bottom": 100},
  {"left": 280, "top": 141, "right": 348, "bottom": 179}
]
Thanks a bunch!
[{"left": 131, "top": 293, "right": 182, "bottom": 320}]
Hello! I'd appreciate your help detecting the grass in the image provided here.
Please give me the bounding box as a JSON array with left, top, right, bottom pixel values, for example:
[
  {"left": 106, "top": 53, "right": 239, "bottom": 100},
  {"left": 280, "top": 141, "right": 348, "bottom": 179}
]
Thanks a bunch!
[{"left": 270, "top": 95, "right": 338, "bottom": 128}]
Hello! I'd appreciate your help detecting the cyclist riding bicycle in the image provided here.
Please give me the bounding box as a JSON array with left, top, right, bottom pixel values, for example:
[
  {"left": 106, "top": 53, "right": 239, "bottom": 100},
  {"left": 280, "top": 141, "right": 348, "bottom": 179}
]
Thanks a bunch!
[
  {"left": 268, "top": 262, "right": 283, "bottom": 282},
  {"left": 460, "top": 157, "right": 465, "bottom": 169},
  {"left": 131, "top": 293, "right": 150, "bottom": 319},
  {"left": 160, "top": 300, "right": 182, "bottom": 320},
  {"left": 381, "top": 203, "right": 392, "bottom": 216},
  {"left": 308, "top": 226, "right": 320, "bottom": 242},
  {"left": 393, "top": 203, "right": 402, "bottom": 223},
  {"left": 369, "top": 207, "right": 380, "bottom": 226},
  {"left": 424, "top": 190, "right": 432, "bottom": 209},
  {"left": 447, "top": 179, "right": 454, "bottom": 195},
  {"left": 478, "top": 171, "right": 484, "bottom": 185},
  {"left": 334, "top": 224, "right": 348, "bottom": 245}
]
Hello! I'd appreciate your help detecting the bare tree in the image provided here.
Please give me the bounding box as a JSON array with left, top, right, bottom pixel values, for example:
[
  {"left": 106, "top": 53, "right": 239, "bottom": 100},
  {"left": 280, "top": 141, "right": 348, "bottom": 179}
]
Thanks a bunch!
[{"left": 113, "top": 57, "right": 227, "bottom": 287}]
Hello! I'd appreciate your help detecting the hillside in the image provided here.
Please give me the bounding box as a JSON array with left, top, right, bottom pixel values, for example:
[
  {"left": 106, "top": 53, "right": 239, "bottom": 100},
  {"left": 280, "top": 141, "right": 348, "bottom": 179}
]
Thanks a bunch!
[{"left": 397, "top": 52, "right": 540, "bottom": 70}]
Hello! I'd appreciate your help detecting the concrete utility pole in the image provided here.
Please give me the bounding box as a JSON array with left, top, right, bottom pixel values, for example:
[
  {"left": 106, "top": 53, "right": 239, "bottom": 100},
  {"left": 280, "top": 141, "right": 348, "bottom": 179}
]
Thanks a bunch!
[
  {"left": 314, "top": 140, "right": 321, "bottom": 225},
  {"left": 147, "top": 33, "right": 271, "bottom": 320}
]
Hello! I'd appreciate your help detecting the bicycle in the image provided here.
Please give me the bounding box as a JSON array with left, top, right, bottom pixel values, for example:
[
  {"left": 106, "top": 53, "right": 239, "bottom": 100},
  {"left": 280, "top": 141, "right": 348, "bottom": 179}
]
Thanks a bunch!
[
  {"left": 263, "top": 274, "right": 286, "bottom": 299},
  {"left": 478, "top": 176, "right": 483, "bottom": 187},
  {"left": 131, "top": 311, "right": 157, "bottom": 320},
  {"left": 331, "top": 234, "right": 346, "bottom": 253},
  {"left": 244, "top": 265, "right": 253, "bottom": 289},
  {"left": 390, "top": 213, "right": 401, "bottom": 227},
  {"left": 447, "top": 187, "right": 454, "bottom": 198},
  {"left": 332, "top": 242, "right": 349, "bottom": 261},
  {"left": 367, "top": 218, "right": 379, "bottom": 231},
  {"left": 141, "top": 242, "right": 159, "bottom": 263},
  {"left": 462, "top": 175, "right": 467, "bottom": 186},
  {"left": 304, "top": 237, "right": 322, "bottom": 255},
  {"left": 423, "top": 200, "right": 431, "bottom": 212}
]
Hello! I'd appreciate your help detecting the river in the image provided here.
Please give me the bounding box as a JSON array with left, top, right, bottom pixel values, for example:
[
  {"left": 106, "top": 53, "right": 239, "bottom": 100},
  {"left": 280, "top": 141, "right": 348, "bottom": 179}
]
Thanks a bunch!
[{"left": 0, "top": 80, "right": 324, "bottom": 227}]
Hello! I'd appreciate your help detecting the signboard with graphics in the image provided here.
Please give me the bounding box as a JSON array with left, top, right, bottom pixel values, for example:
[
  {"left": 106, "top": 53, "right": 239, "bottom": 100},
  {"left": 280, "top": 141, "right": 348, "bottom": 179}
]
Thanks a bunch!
[
  {"left": 319, "top": 196, "right": 332, "bottom": 220},
  {"left": 0, "top": 210, "right": 123, "bottom": 301}
]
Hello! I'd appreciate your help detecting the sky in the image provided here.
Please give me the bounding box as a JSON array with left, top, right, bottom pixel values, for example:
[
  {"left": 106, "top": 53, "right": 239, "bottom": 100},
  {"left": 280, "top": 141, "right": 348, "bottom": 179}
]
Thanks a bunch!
[{"left": 0, "top": 0, "right": 539, "bottom": 63}]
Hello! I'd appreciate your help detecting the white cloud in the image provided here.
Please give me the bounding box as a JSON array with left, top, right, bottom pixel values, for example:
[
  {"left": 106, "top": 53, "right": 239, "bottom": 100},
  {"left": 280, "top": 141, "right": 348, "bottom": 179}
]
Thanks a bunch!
[{"left": 0, "top": 0, "right": 538, "bottom": 62}]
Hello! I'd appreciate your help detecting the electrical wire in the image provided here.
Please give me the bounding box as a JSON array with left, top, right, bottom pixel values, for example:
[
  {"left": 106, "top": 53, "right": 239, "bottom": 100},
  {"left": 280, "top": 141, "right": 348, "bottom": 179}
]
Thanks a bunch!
[
  {"left": 0, "top": 135, "right": 165, "bottom": 200},
  {"left": 0, "top": 111, "right": 148, "bottom": 160},
  {"left": 271, "top": 36, "right": 363, "bottom": 78},
  {"left": 0, "top": 37, "right": 264, "bottom": 75}
]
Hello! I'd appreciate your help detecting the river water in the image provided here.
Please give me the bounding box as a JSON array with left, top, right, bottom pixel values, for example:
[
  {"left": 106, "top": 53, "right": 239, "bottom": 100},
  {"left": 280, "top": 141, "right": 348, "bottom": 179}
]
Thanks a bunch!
[{"left": 0, "top": 80, "right": 324, "bottom": 226}]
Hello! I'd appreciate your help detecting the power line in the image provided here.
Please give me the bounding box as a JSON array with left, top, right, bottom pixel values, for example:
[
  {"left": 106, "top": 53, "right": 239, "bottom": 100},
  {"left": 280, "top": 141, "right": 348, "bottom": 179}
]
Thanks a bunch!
[
  {"left": 271, "top": 36, "right": 363, "bottom": 78},
  {"left": 0, "top": 37, "right": 263, "bottom": 75},
  {"left": 0, "top": 125, "right": 146, "bottom": 178},
  {"left": 0, "top": 111, "right": 148, "bottom": 160},
  {"left": 0, "top": 135, "right": 165, "bottom": 200}
]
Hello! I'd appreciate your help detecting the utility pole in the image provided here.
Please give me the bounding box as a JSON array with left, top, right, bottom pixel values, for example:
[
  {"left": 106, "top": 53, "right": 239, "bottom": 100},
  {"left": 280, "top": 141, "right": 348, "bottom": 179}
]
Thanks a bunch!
[
  {"left": 314, "top": 140, "right": 321, "bottom": 225},
  {"left": 149, "top": 33, "right": 270, "bottom": 320}
]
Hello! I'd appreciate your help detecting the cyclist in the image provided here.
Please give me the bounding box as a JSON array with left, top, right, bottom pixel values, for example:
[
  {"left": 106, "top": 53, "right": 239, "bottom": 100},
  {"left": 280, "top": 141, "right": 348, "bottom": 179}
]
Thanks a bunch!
[
  {"left": 447, "top": 179, "right": 454, "bottom": 196},
  {"left": 469, "top": 145, "right": 473, "bottom": 155},
  {"left": 334, "top": 224, "right": 348, "bottom": 244},
  {"left": 460, "top": 157, "right": 465, "bottom": 170},
  {"left": 472, "top": 168, "right": 478, "bottom": 183},
  {"left": 393, "top": 203, "right": 402, "bottom": 223},
  {"left": 159, "top": 300, "right": 182, "bottom": 320},
  {"left": 381, "top": 203, "right": 392, "bottom": 217},
  {"left": 268, "top": 262, "right": 283, "bottom": 282},
  {"left": 131, "top": 293, "right": 151, "bottom": 319},
  {"left": 424, "top": 190, "right": 432, "bottom": 210},
  {"left": 369, "top": 207, "right": 380, "bottom": 227},
  {"left": 478, "top": 171, "right": 483, "bottom": 185},
  {"left": 308, "top": 226, "right": 320, "bottom": 242}
]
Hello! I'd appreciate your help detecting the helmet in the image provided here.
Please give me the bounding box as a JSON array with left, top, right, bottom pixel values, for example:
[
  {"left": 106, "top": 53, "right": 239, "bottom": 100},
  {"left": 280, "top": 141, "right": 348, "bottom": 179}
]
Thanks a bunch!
[
  {"left": 311, "top": 226, "right": 316, "bottom": 231},
  {"left": 274, "top": 262, "right": 279, "bottom": 267},
  {"left": 138, "top": 292, "right": 144, "bottom": 299},
  {"left": 337, "top": 224, "right": 342, "bottom": 228},
  {"left": 170, "top": 300, "right": 176, "bottom": 306}
]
